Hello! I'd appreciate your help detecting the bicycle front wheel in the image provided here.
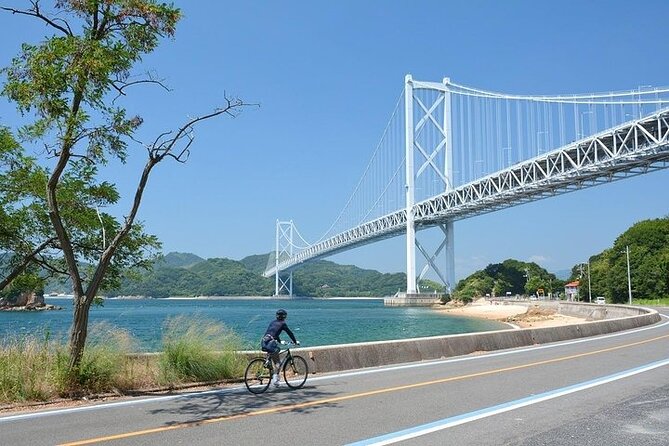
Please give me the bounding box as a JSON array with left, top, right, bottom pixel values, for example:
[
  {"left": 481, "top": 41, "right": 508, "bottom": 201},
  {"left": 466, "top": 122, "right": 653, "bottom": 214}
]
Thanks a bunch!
[
  {"left": 244, "top": 358, "right": 272, "bottom": 394},
  {"left": 283, "top": 355, "right": 308, "bottom": 389}
]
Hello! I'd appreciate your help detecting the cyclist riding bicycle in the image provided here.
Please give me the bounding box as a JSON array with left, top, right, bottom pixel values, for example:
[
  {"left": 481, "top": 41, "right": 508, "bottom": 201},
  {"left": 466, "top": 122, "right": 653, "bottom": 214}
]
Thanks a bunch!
[{"left": 261, "top": 309, "right": 299, "bottom": 386}]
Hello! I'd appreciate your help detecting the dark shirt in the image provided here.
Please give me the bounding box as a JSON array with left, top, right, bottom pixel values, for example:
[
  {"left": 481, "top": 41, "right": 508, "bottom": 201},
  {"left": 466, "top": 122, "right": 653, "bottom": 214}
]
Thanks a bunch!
[{"left": 264, "top": 319, "right": 297, "bottom": 343}]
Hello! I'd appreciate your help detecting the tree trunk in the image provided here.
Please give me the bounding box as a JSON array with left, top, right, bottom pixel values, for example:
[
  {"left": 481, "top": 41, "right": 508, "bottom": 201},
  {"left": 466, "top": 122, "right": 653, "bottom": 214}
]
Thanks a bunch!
[{"left": 68, "top": 295, "right": 91, "bottom": 371}]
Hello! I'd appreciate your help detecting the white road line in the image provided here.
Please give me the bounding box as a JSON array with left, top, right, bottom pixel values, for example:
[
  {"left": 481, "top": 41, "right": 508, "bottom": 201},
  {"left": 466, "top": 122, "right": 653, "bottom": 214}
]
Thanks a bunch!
[
  {"left": 346, "top": 357, "right": 669, "bottom": 445},
  {"left": 309, "top": 317, "right": 669, "bottom": 382}
]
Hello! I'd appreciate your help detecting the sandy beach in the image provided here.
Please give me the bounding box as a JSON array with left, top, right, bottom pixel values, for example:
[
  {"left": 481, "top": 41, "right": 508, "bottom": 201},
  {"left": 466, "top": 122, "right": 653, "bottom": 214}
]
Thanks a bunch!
[{"left": 434, "top": 298, "right": 586, "bottom": 329}]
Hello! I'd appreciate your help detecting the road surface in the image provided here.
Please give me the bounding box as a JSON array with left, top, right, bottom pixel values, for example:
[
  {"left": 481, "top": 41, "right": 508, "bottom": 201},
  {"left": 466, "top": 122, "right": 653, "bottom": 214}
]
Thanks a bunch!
[{"left": 1, "top": 307, "right": 667, "bottom": 445}]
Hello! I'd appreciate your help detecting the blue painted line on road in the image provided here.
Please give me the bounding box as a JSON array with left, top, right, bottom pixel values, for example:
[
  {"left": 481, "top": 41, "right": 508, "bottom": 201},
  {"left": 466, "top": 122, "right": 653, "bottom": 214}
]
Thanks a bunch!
[{"left": 346, "top": 357, "right": 669, "bottom": 446}]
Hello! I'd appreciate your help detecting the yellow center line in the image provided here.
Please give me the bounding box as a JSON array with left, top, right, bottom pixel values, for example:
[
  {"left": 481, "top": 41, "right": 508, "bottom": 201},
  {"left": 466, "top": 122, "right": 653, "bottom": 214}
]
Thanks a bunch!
[{"left": 59, "top": 333, "right": 669, "bottom": 445}]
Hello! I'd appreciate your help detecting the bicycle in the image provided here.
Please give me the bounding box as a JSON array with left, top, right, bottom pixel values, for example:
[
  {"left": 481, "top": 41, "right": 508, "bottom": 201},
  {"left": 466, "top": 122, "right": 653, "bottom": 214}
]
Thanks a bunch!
[{"left": 244, "top": 341, "right": 309, "bottom": 394}]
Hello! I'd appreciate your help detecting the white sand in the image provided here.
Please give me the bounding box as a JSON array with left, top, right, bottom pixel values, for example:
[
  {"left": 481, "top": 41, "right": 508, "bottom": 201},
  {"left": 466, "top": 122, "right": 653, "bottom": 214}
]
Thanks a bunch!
[{"left": 434, "top": 298, "right": 586, "bottom": 328}]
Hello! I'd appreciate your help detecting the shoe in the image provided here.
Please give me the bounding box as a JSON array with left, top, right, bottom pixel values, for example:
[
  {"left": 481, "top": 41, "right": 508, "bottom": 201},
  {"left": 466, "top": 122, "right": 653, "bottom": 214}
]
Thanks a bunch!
[{"left": 272, "top": 374, "right": 280, "bottom": 387}]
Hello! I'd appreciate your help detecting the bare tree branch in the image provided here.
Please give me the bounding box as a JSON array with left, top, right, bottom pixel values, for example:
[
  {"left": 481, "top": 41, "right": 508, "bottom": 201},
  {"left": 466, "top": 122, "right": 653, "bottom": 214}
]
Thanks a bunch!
[
  {"left": 32, "top": 254, "right": 69, "bottom": 276},
  {"left": 149, "top": 95, "right": 255, "bottom": 162},
  {"left": 84, "top": 96, "right": 256, "bottom": 299},
  {"left": 111, "top": 72, "right": 171, "bottom": 103},
  {"left": 1, "top": 1, "right": 72, "bottom": 36}
]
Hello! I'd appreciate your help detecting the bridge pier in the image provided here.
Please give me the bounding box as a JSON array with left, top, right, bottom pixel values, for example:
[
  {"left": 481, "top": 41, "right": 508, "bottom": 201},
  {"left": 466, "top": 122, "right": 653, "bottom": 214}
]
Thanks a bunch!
[
  {"left": 384, "top": 292, "right": 442, "bottom": 307},
  {"left": 405, "top": 75, "right": 455, "bottom": 297},
  {"left": 274, "top": 220, "right": 294, "bottom": 297}
]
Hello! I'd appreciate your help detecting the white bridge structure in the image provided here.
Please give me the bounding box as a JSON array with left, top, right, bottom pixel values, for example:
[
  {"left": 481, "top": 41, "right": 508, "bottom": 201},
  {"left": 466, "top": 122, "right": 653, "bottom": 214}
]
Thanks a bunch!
[{"left": 264, "top": 75, "right": 669, "bottom": 298}]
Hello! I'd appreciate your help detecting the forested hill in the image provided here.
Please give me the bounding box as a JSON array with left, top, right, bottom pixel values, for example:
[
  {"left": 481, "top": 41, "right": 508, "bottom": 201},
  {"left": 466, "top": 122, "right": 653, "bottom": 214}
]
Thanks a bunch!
[
  {"left": 66, "top": 217, "right": 669, "bottom": 301},
  {"left": 453, "top": 216, "right": 669, "bottom": 303},
  {"left": 453, "top": 259, "right": 562, "bottom": 302},
  {"left": 578, "top": 216, "right": 669, "bottom": 303},
  {"left": 106, "top": 252, "right": 411, "bottom": 298}
]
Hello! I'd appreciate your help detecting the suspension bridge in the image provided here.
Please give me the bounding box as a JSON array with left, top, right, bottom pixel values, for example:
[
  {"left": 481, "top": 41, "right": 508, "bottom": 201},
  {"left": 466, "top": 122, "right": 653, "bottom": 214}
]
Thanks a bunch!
[{"left": 264, "top": 75, "right": 669, "bottom": 301}]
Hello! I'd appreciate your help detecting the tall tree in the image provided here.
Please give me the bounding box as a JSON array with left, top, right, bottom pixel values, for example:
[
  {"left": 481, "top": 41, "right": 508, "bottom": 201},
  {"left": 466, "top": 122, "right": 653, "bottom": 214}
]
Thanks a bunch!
[
  {"left": 1, "top": 126, "right": 148, "bottom": 294},
  {"left": 1, "top": 1, "right": 248, "bottom": 373}
]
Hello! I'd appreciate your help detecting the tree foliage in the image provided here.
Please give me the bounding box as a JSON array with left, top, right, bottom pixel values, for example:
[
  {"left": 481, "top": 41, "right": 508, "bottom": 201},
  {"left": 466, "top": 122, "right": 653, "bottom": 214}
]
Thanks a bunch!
[
  {"left": 453, "top": 259, "right": 563, "bottom": 302},
  {"left": 1, "top": 1, "right": 248, "bottom": 373},
  {"left": 570, "top": 217, "right": 669, "bottom": 303}
]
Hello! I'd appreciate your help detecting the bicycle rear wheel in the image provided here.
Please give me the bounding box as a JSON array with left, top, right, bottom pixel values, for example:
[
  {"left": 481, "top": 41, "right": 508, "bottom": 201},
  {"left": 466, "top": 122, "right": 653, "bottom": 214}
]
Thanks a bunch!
[
  {"left": 244, "top": 358, "right": 272, "bottom": 394},
  {"left": 283, "top": 355, "right": 308, "bottom": 389}
]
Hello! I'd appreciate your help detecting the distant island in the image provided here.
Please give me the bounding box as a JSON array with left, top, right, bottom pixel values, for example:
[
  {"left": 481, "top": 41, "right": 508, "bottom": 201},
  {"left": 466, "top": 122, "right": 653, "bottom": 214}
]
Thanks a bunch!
[
  {"left": 82, "top": 252, "right": 414, "bottom": 298},
  {"left": 0, "top": 291, "right": 62, "bottom": 311}
]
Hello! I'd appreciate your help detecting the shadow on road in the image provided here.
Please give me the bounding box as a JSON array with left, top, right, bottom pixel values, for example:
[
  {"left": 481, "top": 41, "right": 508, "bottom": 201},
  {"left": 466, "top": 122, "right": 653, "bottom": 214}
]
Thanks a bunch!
[{"left": 149, "top": 383, "right": 338, "bottom": 426}]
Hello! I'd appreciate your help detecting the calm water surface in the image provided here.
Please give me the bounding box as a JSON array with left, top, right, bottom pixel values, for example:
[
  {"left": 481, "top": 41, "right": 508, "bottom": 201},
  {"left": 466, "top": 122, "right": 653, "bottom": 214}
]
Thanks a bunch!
[{"left": 2, "top": 297, "right": 509, "bottom": 351}]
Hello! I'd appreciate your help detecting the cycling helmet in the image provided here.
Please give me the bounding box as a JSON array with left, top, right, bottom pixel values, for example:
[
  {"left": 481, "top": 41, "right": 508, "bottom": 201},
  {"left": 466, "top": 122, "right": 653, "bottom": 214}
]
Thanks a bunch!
[{"left": 276, "top": 309, "right": 287, "bottom": 320}]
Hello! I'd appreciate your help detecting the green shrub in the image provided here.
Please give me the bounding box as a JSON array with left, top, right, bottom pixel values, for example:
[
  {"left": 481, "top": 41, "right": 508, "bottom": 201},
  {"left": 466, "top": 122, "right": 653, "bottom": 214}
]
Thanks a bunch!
[{"left": 159, "top": 316, "right": 245, "bottom": 385}]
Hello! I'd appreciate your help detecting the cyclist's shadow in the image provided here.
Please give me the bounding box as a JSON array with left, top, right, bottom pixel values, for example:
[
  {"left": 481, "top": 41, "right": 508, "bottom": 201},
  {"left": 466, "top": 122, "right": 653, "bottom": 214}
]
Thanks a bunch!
[{"left": 149, "top": 383, "right": 337, "bottom": 425}]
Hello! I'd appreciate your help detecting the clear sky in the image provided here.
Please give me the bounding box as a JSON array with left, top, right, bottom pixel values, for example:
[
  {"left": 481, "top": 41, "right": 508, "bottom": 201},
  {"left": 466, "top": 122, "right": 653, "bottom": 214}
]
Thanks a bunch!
[{"left": 1, "top": 1, "right": 668, "bottom": 282}]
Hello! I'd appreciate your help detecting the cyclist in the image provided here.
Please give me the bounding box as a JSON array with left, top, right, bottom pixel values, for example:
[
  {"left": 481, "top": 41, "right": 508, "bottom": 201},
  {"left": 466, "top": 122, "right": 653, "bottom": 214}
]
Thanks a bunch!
[{"left": 261, "top": 308, "right": 299, "bottom": 386}]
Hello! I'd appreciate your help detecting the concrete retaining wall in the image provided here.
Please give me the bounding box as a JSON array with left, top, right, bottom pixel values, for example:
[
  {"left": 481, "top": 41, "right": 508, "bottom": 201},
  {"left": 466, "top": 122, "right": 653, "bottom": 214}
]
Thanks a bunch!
[{"left": 290, "top": 303, "right": 661, "bottom": 374}]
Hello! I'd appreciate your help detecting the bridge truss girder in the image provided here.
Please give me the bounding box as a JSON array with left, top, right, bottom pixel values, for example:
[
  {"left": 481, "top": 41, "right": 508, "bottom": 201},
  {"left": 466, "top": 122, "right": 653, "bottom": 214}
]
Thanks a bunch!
[
  {"left": 414, "top": 110, "right": 669, "bottom": 224},
  {"left": 264, "top": 109, "right": 669, "bottom": 279}
]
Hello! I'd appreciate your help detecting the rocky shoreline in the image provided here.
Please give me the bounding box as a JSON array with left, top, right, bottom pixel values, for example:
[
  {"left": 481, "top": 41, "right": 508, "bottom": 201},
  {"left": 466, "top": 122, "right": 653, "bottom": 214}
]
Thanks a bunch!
[
  {"left": 0, "top": 291, "right": 63, "bottom": 311},
  {"left": 0, "top": 303, "right": 62, "bottom": 311}
]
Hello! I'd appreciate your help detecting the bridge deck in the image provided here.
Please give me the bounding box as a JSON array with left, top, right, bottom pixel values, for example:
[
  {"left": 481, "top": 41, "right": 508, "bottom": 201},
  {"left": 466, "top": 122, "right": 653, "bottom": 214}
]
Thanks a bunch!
[{"left": 265, "top": 109, "right": 669, "bottom": 277}]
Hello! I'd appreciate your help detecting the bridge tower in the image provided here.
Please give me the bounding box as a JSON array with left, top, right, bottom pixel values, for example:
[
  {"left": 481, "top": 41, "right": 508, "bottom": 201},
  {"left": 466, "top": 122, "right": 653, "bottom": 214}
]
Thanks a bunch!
[
  {"left": 274, "top": 220, "right": 294, "bottom": 296},
  {"left": 404, "top": 75, "right": 455, "bottom": 296}
]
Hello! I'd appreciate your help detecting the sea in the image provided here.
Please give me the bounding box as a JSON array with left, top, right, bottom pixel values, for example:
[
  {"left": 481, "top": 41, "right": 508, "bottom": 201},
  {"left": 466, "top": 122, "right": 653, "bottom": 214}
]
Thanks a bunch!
[{"left": 1, "top": 297, "right": 510, "bottom": 352}]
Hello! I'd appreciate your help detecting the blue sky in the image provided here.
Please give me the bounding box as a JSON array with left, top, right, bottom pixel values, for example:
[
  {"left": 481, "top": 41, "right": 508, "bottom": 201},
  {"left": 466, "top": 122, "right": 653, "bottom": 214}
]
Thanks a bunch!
[{"left": 1, "top": 1, "right": 668, "bottom": 281}]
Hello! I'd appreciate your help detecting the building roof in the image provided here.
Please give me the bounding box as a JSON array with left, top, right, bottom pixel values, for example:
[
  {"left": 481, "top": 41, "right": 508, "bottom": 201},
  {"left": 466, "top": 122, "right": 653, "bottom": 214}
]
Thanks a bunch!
[{"left": 565, "top": 281, "right": 580, "bottom": 288}]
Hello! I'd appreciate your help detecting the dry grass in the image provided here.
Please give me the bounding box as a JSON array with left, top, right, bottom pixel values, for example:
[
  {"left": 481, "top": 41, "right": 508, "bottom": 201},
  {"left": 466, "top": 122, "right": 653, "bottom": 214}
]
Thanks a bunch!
[
  {"left": 0, "top": 318, "right": 248, "bottom": 406},
  {"left": 0, "top": 336, "right": 63, "bottom": 403}
]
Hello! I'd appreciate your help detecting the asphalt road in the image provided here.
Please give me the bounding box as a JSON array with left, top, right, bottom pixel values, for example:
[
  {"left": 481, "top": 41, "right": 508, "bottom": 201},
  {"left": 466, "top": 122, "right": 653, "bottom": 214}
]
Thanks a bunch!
[{"left": 2, "top": 307, "right": 668, "bottom": 446}]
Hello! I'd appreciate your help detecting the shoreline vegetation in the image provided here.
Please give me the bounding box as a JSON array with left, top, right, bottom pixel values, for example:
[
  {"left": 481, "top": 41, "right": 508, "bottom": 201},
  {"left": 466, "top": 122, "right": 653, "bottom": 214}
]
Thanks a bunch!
[{"left": 0, "top": 316, "right": 245, "bottom": 411}]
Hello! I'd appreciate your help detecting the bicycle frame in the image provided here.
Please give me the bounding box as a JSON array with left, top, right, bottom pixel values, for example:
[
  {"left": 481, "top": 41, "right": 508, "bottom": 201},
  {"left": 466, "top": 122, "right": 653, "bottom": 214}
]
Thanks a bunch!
[
  {"left": 245, "top": 342, "right": 308, "bottom": 394},
  {"left": 265, "top": 346, "right": 294, "bottom": 372}
]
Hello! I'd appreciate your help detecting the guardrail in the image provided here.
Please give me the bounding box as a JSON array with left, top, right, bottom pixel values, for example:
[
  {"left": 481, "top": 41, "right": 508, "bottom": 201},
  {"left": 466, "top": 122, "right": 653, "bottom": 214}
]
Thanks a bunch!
[{"left": 292, "top": 303, "right": 661, "bottom": 374}]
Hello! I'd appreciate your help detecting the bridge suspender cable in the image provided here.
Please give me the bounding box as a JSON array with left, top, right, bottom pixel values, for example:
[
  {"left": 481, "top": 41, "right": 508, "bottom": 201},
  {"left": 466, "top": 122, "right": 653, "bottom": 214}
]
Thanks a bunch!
[{"left": 267, "top": 76, "right": 669, "bottom": 298}]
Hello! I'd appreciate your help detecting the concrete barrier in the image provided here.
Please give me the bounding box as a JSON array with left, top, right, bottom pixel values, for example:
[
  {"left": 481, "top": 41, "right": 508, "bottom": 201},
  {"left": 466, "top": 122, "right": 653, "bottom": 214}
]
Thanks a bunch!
[{"left": 290, "top": 303, "right": 661, "bottom": 374}]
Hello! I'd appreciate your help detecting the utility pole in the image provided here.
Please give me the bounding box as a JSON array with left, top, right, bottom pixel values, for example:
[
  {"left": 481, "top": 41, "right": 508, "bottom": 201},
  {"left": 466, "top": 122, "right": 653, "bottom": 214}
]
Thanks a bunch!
[
  {"left": 625, "top": 245, "right": 632, "bottom": 305},
  {"left": 588, "top": 259, "right": 592, "bottom": 303},
  {"left": 578, "top": 264, "right": 584, "bottom": 301}
]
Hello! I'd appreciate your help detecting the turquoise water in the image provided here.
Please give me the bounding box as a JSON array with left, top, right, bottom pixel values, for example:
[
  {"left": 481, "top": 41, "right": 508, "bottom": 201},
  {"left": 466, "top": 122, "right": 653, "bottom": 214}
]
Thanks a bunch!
[{"left": 2, "top": 297, "right": 509, "bottom": 351}]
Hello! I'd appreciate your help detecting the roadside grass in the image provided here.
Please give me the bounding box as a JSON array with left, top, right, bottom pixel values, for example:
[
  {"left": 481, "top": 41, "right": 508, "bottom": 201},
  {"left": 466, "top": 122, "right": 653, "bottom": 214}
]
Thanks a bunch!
[
  {"left": 0, "top": 333, "right": 62, "bottom": 403},
  {"left": 0, "top": 318, "right": 248, "bottom": 405},
  {"left": 159, "top": 316, "right": 246, "bottom": 385},
  {"left": 634, "top": 297, "right": 669, "bottom": 307},
  {"left": 60, "top": 323, "right": 142, "bottom": 395},
  {"left": 0, "top": 324, "right": 142, "bottom": 403}
]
